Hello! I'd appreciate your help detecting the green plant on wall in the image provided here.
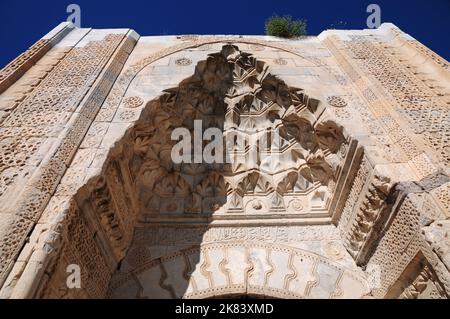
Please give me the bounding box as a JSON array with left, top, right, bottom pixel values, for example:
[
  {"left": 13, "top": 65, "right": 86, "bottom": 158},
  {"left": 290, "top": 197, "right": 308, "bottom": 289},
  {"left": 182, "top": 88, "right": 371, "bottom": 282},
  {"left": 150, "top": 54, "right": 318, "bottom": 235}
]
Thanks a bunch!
[{"left": 265, "top": 15, "right": 307, "bottom": 38}]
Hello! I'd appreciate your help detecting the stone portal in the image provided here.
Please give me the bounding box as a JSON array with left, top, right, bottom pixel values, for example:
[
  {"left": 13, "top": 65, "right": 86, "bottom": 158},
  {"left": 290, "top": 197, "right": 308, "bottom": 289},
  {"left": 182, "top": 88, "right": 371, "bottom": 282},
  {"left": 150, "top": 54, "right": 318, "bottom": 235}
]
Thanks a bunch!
[{"left": 0, "top": 23, "right": 448, "bottom": 299}]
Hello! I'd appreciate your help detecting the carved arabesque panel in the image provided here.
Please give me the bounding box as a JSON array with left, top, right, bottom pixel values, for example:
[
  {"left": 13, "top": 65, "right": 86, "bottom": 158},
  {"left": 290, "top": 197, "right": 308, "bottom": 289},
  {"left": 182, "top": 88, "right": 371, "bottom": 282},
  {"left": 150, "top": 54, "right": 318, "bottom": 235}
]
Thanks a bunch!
[{"left": 345, "top": 36, "right": 450, "bottom": 165}]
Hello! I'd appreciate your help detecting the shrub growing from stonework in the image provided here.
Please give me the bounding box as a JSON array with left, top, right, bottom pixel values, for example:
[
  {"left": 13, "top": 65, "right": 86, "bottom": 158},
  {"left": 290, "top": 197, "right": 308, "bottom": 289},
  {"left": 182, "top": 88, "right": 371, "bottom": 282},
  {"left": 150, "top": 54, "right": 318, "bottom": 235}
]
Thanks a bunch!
[{"left": 265, "top": 15, "right": 307, "bottom": 38}]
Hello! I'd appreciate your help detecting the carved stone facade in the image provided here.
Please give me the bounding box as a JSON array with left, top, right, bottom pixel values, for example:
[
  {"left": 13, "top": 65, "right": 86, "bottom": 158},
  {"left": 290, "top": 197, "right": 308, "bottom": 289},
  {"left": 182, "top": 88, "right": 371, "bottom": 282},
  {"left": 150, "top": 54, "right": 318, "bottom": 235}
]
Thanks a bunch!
[{"left": 0, "top": 22, "right": 448, "bottom": 299}]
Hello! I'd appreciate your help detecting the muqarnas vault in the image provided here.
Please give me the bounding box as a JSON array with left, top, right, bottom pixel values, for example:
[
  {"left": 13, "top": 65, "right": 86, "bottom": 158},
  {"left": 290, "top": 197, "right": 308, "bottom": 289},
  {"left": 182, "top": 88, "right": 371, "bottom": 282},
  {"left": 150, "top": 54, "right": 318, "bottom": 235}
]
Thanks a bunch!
[{"left": 0, "top": 22, "right": 449, "bottom": 299}]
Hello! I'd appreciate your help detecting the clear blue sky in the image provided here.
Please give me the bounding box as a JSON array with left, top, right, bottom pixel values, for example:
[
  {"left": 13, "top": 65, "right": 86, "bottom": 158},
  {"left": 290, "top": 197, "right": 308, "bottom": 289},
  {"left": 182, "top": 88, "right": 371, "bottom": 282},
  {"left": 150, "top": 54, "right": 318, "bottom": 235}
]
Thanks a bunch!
[{"left": 1, "top": 0, "right": 449, "bottom": 68}]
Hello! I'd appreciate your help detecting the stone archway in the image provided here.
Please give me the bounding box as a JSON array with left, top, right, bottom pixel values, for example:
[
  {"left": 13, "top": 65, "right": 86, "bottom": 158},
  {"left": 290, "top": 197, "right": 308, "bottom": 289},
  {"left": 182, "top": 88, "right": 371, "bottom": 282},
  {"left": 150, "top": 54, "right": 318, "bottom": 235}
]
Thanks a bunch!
[
  {"left": 5, "top": 43, "right": 368, "bottom": 299},
  {"left": 1, "top": 25, "right": 449, "bottom": 300}
]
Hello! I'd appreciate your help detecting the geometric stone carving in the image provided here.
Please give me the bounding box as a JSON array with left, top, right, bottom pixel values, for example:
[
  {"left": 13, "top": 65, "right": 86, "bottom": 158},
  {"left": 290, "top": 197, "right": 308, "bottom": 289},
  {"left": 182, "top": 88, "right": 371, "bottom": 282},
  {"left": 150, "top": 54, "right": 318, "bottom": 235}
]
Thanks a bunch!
[
  {"left": 346, "top": 174, "right": 392, "bottom": 261},
  {"left": 386, "top": 252, "right": 448, "bottom": 299},
  {"left": 119, "top": 44, "right": 354, "bottom": 223},
  {"left": 326, "top": 96, "right": 347, "bottom": 108},
  {"left": 345, "top": 35, "right": 450, "bottom": 165},
  {"left": 0, "top": 31, "right": 130, "bottom": 288},
  {"left": 399, "top": 264, "right": 447, "bottom": 299},
  {"left": 1, "top": 22, "right": 449, "bottom": 299}
]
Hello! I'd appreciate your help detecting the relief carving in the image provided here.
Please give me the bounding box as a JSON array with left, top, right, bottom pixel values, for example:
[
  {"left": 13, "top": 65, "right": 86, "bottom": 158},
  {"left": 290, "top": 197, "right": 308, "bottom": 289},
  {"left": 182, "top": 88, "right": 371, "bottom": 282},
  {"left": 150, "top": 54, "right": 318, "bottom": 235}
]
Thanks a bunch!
[{"left": 2, "top": 24, "right": 449, "bottom": 299}]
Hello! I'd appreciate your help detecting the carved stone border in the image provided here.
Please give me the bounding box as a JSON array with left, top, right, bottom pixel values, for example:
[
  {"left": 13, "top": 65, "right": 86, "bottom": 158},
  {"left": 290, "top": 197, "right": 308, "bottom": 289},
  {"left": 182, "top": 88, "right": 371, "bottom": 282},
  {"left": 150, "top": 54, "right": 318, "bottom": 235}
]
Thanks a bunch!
[
  {"left": 0, "top": 31, "right": 139, "bottom": 288},
  {"left": 0, "top": 22, "right": 73, "bottom": 94}
]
